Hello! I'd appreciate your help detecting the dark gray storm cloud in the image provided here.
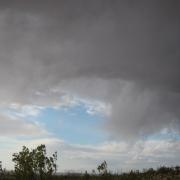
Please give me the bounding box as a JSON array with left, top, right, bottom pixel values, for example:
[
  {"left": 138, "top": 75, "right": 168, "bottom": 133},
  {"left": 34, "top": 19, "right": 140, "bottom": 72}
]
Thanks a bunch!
[{"left": 0, "top": 0, "right": 180, "bottom": 138}]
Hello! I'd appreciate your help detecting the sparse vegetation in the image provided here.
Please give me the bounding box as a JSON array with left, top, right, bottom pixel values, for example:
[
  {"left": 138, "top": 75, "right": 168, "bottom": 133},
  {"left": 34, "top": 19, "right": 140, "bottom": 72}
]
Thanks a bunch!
[
  {"left": 0, "top": 145, "right": 179, "bottom": 179},
  {"left": 1, "top": 166, "right": 180, "bottom": 180}
]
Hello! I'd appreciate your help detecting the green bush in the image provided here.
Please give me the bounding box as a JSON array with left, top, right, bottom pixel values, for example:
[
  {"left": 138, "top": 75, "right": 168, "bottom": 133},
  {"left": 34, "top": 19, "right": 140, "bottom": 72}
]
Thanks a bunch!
[{"left": 12, "top": 144, "right": 57, "bottom": 180}]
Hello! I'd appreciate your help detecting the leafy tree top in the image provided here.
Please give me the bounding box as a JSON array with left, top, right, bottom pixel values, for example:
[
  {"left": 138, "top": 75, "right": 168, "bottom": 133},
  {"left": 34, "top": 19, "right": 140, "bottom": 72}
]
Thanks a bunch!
[{"left": 12, "top": 144, "right": 57, "bottom": 180}]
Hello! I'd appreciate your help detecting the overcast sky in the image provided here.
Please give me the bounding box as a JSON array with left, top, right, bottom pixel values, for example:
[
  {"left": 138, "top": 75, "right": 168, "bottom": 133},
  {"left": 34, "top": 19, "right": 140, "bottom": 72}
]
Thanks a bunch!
[{"left": 0, "top": 0, "right": 180, "bottom": 172}]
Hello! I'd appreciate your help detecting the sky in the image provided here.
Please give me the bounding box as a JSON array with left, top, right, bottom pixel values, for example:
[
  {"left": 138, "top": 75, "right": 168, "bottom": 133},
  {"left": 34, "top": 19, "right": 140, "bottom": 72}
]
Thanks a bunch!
[{"left": 0, "top": 0, "right": 180, "bottom": 172}]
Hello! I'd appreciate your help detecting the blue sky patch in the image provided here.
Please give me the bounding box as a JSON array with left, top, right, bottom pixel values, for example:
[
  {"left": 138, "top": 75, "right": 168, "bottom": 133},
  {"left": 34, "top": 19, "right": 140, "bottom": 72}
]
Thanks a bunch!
[{"left": 29, "top": 104, "right": 108, "bottom": 145}]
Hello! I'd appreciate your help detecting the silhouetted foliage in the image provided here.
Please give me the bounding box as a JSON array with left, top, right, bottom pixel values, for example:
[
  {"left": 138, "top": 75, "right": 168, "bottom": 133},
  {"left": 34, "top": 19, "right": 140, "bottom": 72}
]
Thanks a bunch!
[
  {"left": 1, "top": 166, "right": 180, "bottom": 179},
  {"left": 12, "top": 144, "right": 57, "bottom": 180},
  {"left": 0, "top": 149, "right": 178, "bottom": 180},
  {"left": 97, "top": 161, "right": 108, "bottom": 175}
]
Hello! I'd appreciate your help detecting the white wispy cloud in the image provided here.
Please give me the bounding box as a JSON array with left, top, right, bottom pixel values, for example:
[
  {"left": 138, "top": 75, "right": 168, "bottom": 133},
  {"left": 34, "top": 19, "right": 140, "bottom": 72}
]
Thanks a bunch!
[
  {"left": 0, "top": 91, "right": 111, "bottom": 119},
  {"left": 0, "top": 114, "right": 47, "bottom": 137}
]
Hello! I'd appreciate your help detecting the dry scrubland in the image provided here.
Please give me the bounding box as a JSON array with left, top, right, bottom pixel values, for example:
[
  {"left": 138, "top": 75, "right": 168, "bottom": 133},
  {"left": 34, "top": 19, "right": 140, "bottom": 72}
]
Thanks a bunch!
[
  {"left": 0, "top": 145, "right": 179, "bottom": 180},
  {"left": 1, "top": 166, "right": 180, "bottom": 180}
]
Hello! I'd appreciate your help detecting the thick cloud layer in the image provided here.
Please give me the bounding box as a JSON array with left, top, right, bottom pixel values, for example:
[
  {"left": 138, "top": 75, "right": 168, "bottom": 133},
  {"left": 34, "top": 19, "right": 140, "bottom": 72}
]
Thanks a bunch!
[{"left": 0, "top": 0, "right": 180, "bottom": 138}]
